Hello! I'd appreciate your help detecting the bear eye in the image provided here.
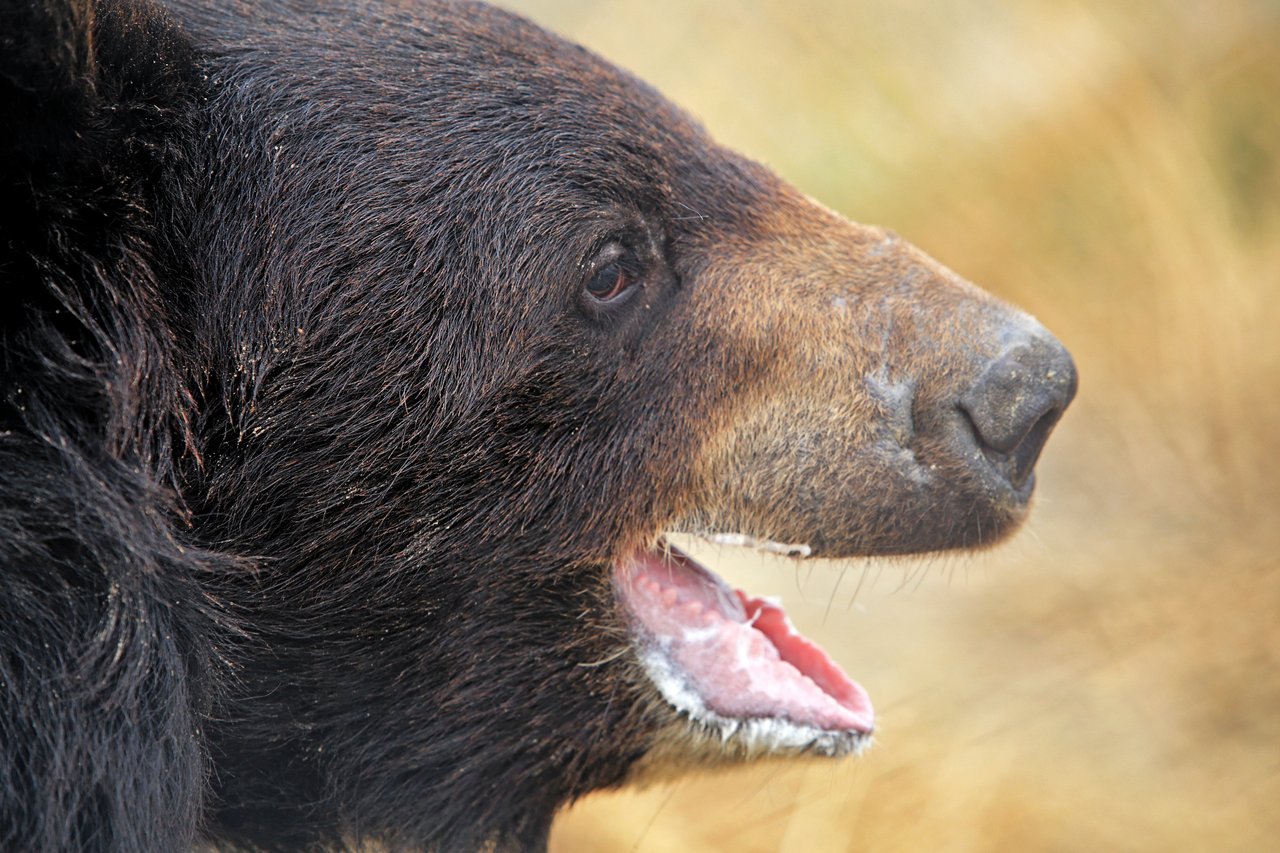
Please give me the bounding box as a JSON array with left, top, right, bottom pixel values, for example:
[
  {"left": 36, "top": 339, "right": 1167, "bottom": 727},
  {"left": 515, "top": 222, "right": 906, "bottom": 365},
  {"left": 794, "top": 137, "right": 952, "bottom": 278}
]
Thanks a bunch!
[
  {"left": 585, "top": 260, "right": 632, "bottom": 302},
  {"left": 583, "top": 240, "right": 643, "bottom": 305}
]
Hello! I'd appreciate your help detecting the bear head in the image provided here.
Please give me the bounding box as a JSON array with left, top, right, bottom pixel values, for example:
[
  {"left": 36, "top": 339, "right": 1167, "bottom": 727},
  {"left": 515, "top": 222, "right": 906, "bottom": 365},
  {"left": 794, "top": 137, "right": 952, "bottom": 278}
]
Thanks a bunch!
[{"left": 1, "top": 0, "right": 1075, "bottom": 849}]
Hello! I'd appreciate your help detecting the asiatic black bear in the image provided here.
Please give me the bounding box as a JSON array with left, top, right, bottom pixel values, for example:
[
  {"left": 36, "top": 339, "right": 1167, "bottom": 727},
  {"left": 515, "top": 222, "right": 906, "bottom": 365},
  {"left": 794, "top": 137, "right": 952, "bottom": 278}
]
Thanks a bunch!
[{"left": 0, "top": 0, "right": 1076, "bottom": 849}]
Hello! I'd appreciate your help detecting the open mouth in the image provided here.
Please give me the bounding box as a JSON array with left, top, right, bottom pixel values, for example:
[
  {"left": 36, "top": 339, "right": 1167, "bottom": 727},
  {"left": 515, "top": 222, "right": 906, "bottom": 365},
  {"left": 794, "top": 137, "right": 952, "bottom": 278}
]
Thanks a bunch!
[{"left": 614, "top": 537, "right": 874, "bottom": 757}]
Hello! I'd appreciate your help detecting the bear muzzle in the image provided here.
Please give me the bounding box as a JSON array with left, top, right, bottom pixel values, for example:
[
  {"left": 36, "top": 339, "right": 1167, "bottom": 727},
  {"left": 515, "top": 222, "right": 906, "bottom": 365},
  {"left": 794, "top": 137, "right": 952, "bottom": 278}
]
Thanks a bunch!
[{"left": 659, "top": 197, "right": 1079, "bottom": 560}]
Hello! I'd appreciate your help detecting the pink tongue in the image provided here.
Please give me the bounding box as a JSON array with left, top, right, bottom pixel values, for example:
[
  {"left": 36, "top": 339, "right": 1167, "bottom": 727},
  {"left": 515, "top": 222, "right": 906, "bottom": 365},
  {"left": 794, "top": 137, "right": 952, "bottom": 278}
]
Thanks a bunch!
[{"left": 616, "top": 546, "right": 874, "bottom": 734}]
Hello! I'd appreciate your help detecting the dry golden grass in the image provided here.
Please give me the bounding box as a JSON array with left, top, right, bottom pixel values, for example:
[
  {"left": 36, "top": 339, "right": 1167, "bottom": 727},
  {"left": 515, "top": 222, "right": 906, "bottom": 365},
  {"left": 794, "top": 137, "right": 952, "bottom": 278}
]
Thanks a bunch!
[{"left": 492, "top": 1, "right": 1280, "bottom": 849}]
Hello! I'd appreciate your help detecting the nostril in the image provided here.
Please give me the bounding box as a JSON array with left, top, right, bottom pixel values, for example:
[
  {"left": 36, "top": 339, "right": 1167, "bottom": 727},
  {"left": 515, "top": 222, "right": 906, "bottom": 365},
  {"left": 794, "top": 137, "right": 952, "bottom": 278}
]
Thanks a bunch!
[
  {"left": 1007, "top": 405, "right": 1061, "bottom": 487},
  {"left": 958, "top": 335, "right": 1077, "bottom": 490}
]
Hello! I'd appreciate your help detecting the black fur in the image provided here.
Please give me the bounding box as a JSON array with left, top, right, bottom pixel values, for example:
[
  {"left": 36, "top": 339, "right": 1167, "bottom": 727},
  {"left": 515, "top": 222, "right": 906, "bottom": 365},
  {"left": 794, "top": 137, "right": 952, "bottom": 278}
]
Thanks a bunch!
[
  {"left": 3, "top": 0, "right": 739, "bottom": 848},
  {"left": 1, "top": 1, "right": 238, "bottom": 849}
]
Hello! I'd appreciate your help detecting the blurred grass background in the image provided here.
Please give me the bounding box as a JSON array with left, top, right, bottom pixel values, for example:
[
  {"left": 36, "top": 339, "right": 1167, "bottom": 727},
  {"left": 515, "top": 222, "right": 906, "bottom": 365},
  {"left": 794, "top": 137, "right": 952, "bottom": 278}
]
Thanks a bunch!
[{"left": 496, "top": 1, "right": 1280, "bottom": 849}]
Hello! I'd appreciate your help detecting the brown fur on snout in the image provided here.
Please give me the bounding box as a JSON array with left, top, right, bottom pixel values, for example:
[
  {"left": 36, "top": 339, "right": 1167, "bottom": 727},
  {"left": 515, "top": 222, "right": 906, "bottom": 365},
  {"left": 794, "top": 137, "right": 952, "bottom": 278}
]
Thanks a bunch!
[{"left": 671, "top": 189, "right": 1042, "bottom": 557}]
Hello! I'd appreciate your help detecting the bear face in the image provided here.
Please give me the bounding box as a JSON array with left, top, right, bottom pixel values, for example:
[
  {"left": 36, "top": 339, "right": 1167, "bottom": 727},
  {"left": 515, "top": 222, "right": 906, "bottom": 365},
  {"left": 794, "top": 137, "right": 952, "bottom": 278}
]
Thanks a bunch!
[{"left": 1, "top": 0, "right": 1075, "bottom": 850}]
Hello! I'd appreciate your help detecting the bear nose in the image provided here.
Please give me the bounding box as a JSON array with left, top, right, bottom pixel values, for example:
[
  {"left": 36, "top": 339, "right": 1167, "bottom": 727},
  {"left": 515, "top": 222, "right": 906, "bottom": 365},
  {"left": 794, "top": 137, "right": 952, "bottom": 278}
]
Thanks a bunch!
[{"left": 958, "top": 333, "right": 1078, "bottom": 490}]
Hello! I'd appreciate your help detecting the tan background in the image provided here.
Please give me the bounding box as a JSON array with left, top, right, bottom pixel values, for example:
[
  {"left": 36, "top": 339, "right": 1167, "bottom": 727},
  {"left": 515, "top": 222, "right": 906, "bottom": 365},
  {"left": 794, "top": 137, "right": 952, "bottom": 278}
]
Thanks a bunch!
[{"left": 494, "top": 1, "right": 1280, "bottom": 850}]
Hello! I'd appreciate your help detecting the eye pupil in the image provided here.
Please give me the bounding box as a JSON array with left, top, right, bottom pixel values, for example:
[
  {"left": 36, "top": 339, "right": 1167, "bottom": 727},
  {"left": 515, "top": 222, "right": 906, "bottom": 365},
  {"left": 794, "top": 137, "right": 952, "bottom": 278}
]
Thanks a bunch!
[{"left": 586, "top": 261, "right": 630, "bottom": 301}]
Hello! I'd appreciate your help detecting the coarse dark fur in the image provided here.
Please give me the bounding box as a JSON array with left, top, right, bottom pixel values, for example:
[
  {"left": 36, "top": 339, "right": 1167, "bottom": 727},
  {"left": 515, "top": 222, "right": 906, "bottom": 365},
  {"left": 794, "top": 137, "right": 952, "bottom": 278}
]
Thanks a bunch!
[{"left": 1, "top": 1, "right": 1074, "bottom": 850}]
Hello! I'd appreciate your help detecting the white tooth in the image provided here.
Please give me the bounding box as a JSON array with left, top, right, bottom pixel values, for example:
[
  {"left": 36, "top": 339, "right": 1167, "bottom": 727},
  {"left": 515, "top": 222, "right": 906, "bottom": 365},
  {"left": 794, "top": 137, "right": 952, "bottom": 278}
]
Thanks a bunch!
[
  {"left": 705, "top": 532, "right": 811, "bottom": 558},
  {"left": 756, "top": 540, "right": 812, "bottom": 558}
]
